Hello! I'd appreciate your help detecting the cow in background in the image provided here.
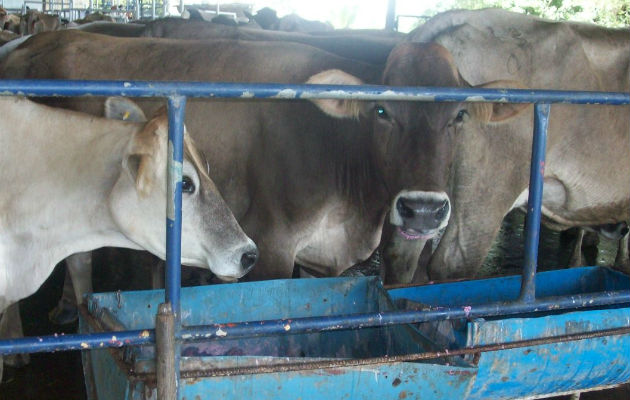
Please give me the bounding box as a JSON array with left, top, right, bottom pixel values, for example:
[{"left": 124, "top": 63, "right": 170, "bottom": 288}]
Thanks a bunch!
[
  {"left": 382, "top": 9, "right": 629, "bottom": 284},
  {"left": 249, "top": 7, "right": 333, "bottom": 33},
  {"left": 20, "top": 9, "right": 60, "bottom": 35},
  {"left": 72, "top": 17, "right": 400, "bottom": 65},
  {"left": 0, "top": 7, "right": 21, "bottom": 36}
]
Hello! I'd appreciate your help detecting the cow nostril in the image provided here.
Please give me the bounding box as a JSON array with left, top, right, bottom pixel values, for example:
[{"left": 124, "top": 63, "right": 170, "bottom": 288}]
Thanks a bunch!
[
  {"left": 436, "top": 200, "right": 450, "bottom": 221},
  {"left": 240, "top": 250, "right": 258, "bottom": 271},
  {"left": 396, "top": 198, "right": 415, "bottom": 219}
]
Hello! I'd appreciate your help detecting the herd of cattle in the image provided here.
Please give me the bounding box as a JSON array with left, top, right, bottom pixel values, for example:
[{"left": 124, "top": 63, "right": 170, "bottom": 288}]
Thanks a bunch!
[{"left": 0, "top": 6, "right": 628, "bottom": 385}]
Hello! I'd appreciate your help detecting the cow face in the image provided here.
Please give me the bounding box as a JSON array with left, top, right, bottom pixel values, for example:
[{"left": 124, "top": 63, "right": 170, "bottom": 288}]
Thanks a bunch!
[
  {"left": 307, "top": 43, "right": 460, "bottom": 241},
  {"left": 308, "top": 42, "right": 529, "bottom": 242},
  {"left": 105, "top": 98, "right": 258, "bottom": 280}
]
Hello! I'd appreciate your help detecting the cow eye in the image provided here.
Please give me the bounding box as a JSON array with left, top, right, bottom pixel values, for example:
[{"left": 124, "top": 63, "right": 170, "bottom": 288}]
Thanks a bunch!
[
  {"left": 454, "top": 109, "right": 468, "bottom": 123},
  {"left": 375, "top": 104, "right": 390, "bottom": 120},
  {"left": 182, "top": 176, "right": 195, "bottom": 194}
]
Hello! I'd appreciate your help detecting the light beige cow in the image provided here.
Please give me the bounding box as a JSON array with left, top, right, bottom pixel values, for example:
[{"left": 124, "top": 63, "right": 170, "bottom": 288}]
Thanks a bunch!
[{"left": 0, "top": 96, "right": 257, "bottom": 378}]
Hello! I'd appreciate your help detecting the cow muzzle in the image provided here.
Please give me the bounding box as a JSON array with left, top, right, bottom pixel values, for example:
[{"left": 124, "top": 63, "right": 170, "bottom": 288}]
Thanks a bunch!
[
  {"left": 390, "top": 191, "right": 451, "bottom": 240},
  {"left": 212, "top": 242, "right": 258, "bottom": 282}
]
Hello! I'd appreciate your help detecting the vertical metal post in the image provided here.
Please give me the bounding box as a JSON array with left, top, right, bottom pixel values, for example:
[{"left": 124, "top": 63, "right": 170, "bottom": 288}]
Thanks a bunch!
[
  {"left": 157, "top": 95, "right": 186, "bottom": 400},
  {"left": 165, "top": 94, "right": 185, "bottom": 322},
  {"left": 518, "top": 103, "right": 550, "bottom": 303},
  {"left": 151, "top": 0, "right": 155, "bottom": 20},
  {"left": 385, "top": 0, "right": 396, "bottom": 31}
]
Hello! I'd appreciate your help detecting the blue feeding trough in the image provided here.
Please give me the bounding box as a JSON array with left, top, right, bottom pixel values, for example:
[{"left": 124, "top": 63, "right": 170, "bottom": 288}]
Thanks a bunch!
[
  {"left": 80, "top": 267, "right": 630, "bottom": 399},
  {"left": 80, "top": 276, "right": 475, "bottom": 399},
  {"left": 388, "top": 266, "right": 630, "bottom": 399}
]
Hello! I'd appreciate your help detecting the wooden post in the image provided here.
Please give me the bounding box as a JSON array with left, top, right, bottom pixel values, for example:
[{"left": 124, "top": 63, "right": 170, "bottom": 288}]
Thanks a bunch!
[{"left": 156, "top": 303, "right": 176, "bottom": 400}]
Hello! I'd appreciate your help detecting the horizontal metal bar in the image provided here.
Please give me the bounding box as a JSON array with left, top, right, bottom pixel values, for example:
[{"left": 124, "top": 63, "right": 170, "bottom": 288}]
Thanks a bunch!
[
  {"left": 1, "top": 290, "right": 627, "bottom": 355},
  {"left": 0, "top": 79, "right": 628, "bottom": 104},
  {"left": 0, "top": 329, "right": 154, "bottom": 356},
  {"left": 178, "top": 326, "right": 630, "bottom": 378},
  {"left": 179, "top": 290, "right": 630, "bottom": 341}
]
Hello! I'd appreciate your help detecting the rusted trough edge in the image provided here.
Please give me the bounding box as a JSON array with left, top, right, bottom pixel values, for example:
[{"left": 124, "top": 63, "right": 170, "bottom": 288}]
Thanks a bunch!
[
  {"left": 119, "top": 326, "right": 630, "bottom": 379},
  {"left": 3, "top": 289, "right": 628, "bottom": 355}
]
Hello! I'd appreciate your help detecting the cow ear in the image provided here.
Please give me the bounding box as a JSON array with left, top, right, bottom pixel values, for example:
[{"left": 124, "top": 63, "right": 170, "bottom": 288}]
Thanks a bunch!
[
  {"left": 472, "top": 80, "right": 531, "bottom": 122},
  {"left": 105, "top": 97, "right": 147, "bottom": 122},
  {"left": 306, "top": 69, "right": 366, "bottom": 119},
  {"left": 122, "top": 115, "right": 168, "bottom": 197}
]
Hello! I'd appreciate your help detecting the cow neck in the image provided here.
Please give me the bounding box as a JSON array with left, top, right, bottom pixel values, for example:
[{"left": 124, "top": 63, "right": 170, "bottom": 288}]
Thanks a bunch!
[
  {"left": 331, "top": 117, "right": 388, "bottom": 219},
  {"left": 1, "top": 101, "right": 144, "bottom": 306}
]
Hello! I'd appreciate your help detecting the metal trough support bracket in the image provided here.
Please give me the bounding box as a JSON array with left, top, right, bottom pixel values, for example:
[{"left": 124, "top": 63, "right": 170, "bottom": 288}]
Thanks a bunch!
[{"left": 519, "top": 102, "right": 551, "bottom": 303}]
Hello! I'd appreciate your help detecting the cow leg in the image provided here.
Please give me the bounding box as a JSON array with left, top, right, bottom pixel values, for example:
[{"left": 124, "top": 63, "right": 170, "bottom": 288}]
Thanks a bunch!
[
  {"left": 0, "top": 303, "right": 29, "bottom": 368},
  {"left": 49, "top": 252, "right": 93, "bottom": 325},
  {"left": 614, "top": 232, "right": 630, "bottom": 274},
  {"left": 383, "top": 234, "right": 431, "bottom": 284},
  {"left": 568, "top": 228, "right": 585, "bottom": 267}
]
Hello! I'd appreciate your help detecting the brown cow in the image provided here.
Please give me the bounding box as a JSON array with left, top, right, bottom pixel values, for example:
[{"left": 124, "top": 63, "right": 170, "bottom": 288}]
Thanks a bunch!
[
  {"left": 1, "top": 9, "right": 21, "bottom": 34},
  {"left": 73, "top": 17, "right": 401, "bottom": 65},
  {"left": 0, "top": 7, "right": 7, "bottom": 28},
  {"left": 0, "top": 30, "right": 455, "bottom": 281},
  {"left": 20, "top": 9, "right": 60, "bottom": 35},
  {"left": 250, "top": 7, "right": 333, "bottom": 32},
  {"left": 382, "top": 9, "right": 629, "bottom": 283}
]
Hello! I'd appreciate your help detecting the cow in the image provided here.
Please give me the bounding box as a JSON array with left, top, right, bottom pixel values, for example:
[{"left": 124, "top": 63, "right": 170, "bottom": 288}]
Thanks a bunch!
[
  {"left": 0, "top": 30, "right": 17, "bottom": 45},
  {"left": 73, "top": 20, "right": 147, "bottom": 36},
  {"left": 71, "top": 17, "right": 401, "bottom": 65},
  {"left": 247, "top": 7, "right": 333, "bottom": 33},
  {"left": 0, "top": 96, "right": 258, "bottom": 378},
  {"left": 381, "top": 8, "right": 629, "bottom": 284},
  {"left": 139, "top": 18, "right": 400, "bottom": 65},
  {"left": 0, "top": 8, "right": 21, "bottom": 35},
  {"left": 20, "top": 9, "right": 60, "bottom": 35},
  {"left": 0, "top": 30, "right": 456, "bottom": 282},
  {"left": 0, "top": 7, "right": 7, "bottom": 29}
]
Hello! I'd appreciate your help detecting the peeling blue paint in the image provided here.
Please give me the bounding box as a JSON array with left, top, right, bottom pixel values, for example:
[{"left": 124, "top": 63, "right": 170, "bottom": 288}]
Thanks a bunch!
[
  {"left": 0, "top": 79, "right": 628, "bottom": 398},
  {"left": 0, "top": 80, "right": 627, "bottom": 104}
]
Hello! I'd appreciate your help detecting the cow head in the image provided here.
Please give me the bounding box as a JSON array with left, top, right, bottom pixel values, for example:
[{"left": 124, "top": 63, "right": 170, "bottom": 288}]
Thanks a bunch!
[
  {"left": 0, "top": 7, "right": 7, "bottom": 28},
  {"left": 105, "top": 98, "right": 258, "bottom": 280},
  {"left": 307, "top": 42, "right": 529, "bottom": 243}
]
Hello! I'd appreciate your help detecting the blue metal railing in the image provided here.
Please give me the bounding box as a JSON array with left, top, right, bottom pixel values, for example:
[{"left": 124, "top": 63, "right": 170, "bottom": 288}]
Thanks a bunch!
[{"left": 0, "top": 79, "right": 628, "bottom": 398}]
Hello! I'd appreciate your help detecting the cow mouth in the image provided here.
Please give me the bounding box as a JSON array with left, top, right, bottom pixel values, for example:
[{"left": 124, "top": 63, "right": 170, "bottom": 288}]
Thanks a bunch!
[
  {"left": 397, "top": 226, "right": 438, "bottom": 241},
  {"left": 214, "top": 275, "right": 239, "bottom": 283}
]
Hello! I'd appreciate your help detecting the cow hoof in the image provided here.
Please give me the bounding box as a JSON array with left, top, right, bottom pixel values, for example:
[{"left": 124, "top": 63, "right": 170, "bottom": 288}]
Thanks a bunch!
[{"left": 48, "top": 300, "right": 78, "bottom": 325}]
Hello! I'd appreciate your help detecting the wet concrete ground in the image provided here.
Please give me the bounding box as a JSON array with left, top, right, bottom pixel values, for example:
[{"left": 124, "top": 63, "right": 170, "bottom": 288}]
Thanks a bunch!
[{"left": 1, "top": 212, "right": 628, "bottom": 399}]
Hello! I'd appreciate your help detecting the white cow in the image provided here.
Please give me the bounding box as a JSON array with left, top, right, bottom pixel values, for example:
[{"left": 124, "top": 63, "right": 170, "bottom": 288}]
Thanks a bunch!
[{"left": 0, "top": 96, "right": 258, "bottom": 378}]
